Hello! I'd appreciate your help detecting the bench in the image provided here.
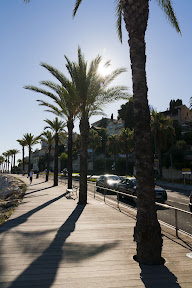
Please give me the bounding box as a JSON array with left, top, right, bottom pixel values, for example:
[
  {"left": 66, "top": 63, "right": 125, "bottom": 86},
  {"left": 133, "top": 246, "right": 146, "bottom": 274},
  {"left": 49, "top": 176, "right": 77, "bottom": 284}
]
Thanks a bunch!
[{"left": 66, "top": 185, "right": 78, "bottom": 198}]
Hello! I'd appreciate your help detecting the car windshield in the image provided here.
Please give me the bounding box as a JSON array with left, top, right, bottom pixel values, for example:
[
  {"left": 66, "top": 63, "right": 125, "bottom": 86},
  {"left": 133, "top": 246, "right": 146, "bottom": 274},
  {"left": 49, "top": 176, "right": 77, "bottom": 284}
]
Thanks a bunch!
[{"left": 107, "top": 176, "right": 120, "bottom": 181}]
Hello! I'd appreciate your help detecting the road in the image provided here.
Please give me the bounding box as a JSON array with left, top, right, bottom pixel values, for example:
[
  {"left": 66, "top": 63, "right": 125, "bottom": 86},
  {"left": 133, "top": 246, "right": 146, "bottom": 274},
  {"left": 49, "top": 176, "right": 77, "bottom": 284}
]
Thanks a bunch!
[
  {"left": 158, "top": 188, "right": 192, "bottom": 235},
  {"left": 87, "top": 182, "right": 192, "bottom": 236}
]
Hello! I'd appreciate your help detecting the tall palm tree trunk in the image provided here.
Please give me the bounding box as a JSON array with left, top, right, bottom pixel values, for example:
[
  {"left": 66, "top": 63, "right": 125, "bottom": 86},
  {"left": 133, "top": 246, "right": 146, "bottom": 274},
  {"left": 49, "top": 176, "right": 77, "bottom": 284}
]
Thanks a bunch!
[
  {"left": 46, "top": 146, "right": 51, "bottom": 182},
  {"left": 8, "top": 156, "right": 10, "bottom": 173},
  {"left": 54, "top": 134, "right": 59, "bottom": 186},
  {"left": 121, "top": 0, "right": 163, "bottom": 264},
  {"left": 13, "top": 154, "right": 16, "bottom": 173},
  {"left": 67, "top": 119, "right": 74, "bottom": 189},
  {"left": 11, "top": 155, "right": 13, "bottom": 173},
  {"left": 28, "top": 147, "right": 31, "bottom": 176},
  {"left": 22, "top": 146, "right": 25, "bottom": 175},
  {"left": 79, "top": 116, "right": 89, "bottom": 205}
]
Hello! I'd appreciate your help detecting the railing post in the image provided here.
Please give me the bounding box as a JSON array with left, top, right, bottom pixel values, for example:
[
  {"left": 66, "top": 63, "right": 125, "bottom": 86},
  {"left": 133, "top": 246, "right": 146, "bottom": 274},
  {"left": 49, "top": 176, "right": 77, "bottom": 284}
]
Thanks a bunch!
[
  {"left": 94, "top": 186, "right": 96, "bottom": 198},
  {"left": 104, "top": 189, "right": 106, "bottom": 203},
  {"left": 175, "top": 209, "right": 178, "bottom": 237},
  {"left": 117, "top": 192, "right": 119, "bottom": 209}
]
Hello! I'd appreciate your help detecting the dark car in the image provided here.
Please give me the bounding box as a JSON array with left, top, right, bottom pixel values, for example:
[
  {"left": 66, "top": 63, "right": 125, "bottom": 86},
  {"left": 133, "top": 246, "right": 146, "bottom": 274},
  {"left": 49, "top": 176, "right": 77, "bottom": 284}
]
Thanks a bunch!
[
  {"left": 189, "top": 192, "right": 192, "bottom": 212},
  {"left": 96, "top": 174, "right": 121, "bottom": 193},
  {"left": 117, "top": 177, "right": 167, "bottom": 203}
]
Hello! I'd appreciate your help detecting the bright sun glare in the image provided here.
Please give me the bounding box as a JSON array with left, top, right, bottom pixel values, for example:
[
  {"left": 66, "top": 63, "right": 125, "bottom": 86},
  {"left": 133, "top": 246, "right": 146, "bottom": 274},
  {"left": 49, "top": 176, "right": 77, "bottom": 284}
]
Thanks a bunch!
[{"left": 98, "top": 60, "right": 112, "bottom": 77}]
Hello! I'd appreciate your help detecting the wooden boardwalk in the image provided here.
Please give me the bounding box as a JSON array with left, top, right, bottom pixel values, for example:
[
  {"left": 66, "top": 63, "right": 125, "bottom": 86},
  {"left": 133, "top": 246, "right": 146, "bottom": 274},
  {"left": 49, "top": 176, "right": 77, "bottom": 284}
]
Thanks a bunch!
[{"left": 0, "top": 175, "right": 191, "bottom": 288}]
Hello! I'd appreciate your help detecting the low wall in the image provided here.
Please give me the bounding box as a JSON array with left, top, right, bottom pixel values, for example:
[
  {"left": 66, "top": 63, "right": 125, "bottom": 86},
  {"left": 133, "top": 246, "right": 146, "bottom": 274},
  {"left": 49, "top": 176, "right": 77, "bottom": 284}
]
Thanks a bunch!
[{"left": 162, "top": 167, "right": 191, "bottom": 181}]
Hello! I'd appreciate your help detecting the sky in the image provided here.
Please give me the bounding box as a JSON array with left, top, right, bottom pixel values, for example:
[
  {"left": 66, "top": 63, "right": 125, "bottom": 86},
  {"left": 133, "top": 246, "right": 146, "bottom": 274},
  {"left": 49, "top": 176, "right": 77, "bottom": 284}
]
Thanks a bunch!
[{"left": 0, "top": 0, "right": 192, "bottom": 163}]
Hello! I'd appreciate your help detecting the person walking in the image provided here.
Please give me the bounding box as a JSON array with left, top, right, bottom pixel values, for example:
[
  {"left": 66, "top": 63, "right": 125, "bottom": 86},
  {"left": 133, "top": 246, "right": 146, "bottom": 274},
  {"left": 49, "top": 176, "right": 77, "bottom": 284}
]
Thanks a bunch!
[{"left": 29, "top": 169, "right": 33, "bottom": 184}]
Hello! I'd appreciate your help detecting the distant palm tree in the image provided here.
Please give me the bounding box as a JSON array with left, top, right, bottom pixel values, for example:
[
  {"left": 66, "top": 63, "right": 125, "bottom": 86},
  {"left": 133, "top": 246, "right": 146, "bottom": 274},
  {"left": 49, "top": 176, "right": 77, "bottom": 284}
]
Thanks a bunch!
[
  {"left": 23, "top": 133, "right": 39, "bottom": 176},
  {"left": 151, "top": 111, "right": 175, "bottom": 178},
  {"left": 119, "top": 128, "right": 134, "bottom": 175},
  {"left": 11, "top": 149, "right": 20, "bottom": 173},
  {"left": 25, "top": 62, "right": 79, "bottom": 190},
  {"left": 17, "top": 138, "right": 27, "bottom": 175},
  {"left": 6, "top": 150, "right": 12, "bottom": 173},
  {"left": 39, "top": 130, "right": 54, "bottom": 182},
  {"left": 2, "top": 152, "right": 8, "bottom": 172},
  {"left": 0, "top": 156, "right": 5, "bottom": 172},
  {"left": 106, "top": 134, "right": 120, "bottom": 174},
  {"left": 44, "top": 118, "right": 66, "bottom": 186},
  {"left": 8, "top": 149, "right": 14, "bottom": 173},
  {"left": 88, "top": 129, "right": 102, "bottom": 173},
  {"left": 73, "top": 0, "right": 181, "bottom": 264}
]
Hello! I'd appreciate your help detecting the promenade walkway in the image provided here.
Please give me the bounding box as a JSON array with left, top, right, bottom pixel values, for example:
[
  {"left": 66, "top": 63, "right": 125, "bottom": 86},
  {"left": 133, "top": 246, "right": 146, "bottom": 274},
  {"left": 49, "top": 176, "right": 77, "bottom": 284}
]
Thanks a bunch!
[{"left": 0, "top": 175, "right": 192, "bottom": 288}]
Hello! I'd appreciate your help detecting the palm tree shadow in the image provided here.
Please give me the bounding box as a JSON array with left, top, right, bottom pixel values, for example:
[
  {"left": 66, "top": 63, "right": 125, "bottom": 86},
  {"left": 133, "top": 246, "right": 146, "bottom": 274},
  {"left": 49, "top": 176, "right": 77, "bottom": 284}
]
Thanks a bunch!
[
  {"left": 139, "top": 263, "right": 182, "bottom": 288},
  {"left": 29, "top": 181, "right": 46, "bottom": 187},
  {"left": 0, "top": 190, "right": 68, "bottom": 233},
  {"left": 8, "top": 204, "right": 119, "bottom": 288},
  {"left": 25, "top": 186, "right": 53, "bottom": 196}
]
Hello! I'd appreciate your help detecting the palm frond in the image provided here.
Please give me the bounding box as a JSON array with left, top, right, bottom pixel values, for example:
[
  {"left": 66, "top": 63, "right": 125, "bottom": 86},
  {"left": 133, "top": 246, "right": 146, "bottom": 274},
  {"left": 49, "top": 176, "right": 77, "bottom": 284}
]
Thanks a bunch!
[
  {"left": 40, "top": 62, "right": 70, "bottom": 87},
  {"left": 155, "top": 0, "right": 181, "bottom": 34},
  {"left": 37, "top": 99, "right": 62, "bottom": 114},
  {"left": 73, "top": 0, "right": 83, "bottom": 18},
  {"left": 44, "top": 117, "right": 66, "bottom": 134},
  {"left": 94, "top": 86, "right": 130, "bottom": 108},
  {"left": 115, "top": 0, "right": 123, "bottom": 43},
  {"left": 104, "top": 60, "right": 111, "bottom": 68},
  {"left": 102, "top": 67, "right": 127, "bottom": 87},
  {"left": 24, "top": 85, "right": 58, "bottom": 101}
]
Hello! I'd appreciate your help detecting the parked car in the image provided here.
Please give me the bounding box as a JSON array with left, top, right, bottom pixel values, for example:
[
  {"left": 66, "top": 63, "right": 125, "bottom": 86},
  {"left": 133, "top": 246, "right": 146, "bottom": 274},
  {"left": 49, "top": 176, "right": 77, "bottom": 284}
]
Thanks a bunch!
[
  {"left": 189, "top": 192, "right": 192, "bottom": 212},
  {"left": 117, "top": 177, "right": 167, "bottom": 203},
  {"left": 96, "top": 174, "right": 121, "bottom": 193}
]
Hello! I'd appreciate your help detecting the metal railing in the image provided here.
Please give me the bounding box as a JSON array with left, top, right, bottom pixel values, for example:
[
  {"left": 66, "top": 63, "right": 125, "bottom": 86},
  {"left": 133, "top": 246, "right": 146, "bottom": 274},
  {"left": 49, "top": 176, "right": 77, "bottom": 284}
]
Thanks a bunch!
[
  {"left": 36, "top": 174, "right": 192, "bottom": 237},
  {"left": 94, "top": 185, "right": 192, "bottom": 238}
]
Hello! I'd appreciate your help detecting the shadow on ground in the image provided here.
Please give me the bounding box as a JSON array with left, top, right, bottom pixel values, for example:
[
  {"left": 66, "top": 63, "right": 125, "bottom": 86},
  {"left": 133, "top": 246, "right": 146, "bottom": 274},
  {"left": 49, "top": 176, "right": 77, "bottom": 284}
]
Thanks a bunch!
[
  {"left": 27, "top": 181, "right": 46, "bottom": 187},
  {"left": 5, "top": 204, "right": 119, "bottom": 288},
  {"left": 140, "top": 263, "right": 182, "bottom": 288},
  {"left": 25, "top": 186, "right": 53, "bottom": 196},
  {"left": 0, "top": 189, "right": 67, "bottom": 232}
]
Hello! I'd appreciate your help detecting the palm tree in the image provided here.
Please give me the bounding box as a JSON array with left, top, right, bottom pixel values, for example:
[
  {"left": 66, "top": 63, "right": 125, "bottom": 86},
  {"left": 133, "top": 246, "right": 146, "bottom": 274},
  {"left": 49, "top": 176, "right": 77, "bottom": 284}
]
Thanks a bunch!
[
  {"left": 0, "top": 156, "right": 5, "bottom": 172},
  {"left": 17, "top": 138, "right": 27, "bottom": 175},
  {"left": 8, "top": 149, "right": 14, "bottom": 173},
  {"left": 11, "top": 149, "right": 20, "bottom": 173},
  {"left": 2, "top": 152, "right": 8, "bottom": 172},
  {"left": 6, "top": 150, "right": 12, "bottom": 173},
  {"left": 106, "top": 134, "right": 120, "bottom": 174},
  {"left": 119, "top": 128, "right": 134, "bottom": 175},
  {"left": 64, "top": 47, "right": 128, "bottom": 205},
  {"left": 44, "top": 118, "right": 66, "bottom": 186},
  {"left": 88, "top": 129, "right": 102, "bottom": 173},
  {"left": 25, "top": 48, "right": 128, "bottom": 199},
  {"left": 151, "top": 111, "right": 175, "bottom": 178},
  {"left": 24, "top": 63, "right": 79, "bottom": 190},
  {"left": 73, "top": 0, "right": 181, "bottom": 264},
  {"left": 39, "top": 130, "right": 54, "bottom": 182},
  {"left": 23, "top": 133, "right": 39, "bottom": 176}
]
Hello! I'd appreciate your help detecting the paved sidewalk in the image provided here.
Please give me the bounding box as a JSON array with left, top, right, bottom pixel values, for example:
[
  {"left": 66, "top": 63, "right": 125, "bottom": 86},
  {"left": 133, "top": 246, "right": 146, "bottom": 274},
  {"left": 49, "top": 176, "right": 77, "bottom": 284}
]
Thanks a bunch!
[{"left": 0, "top": 175, "right": 192, "bottom": 288}]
